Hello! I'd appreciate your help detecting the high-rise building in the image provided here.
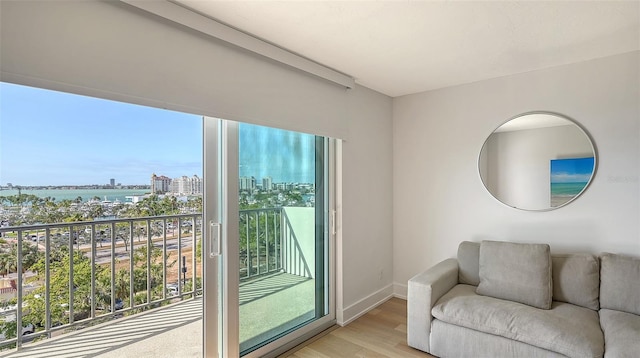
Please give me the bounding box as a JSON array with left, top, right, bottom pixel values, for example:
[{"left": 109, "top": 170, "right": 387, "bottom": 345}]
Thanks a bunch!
[
  {"left": 262, "top": 176, "right": 273, "bottom": 191},
  {"left": 275, "top": 183, "right": 294, "bottom": 191},
  {"left": 170, "top": 175, "right": 203, "bottom": 195},
  {"left": 110, "top": 178, "right": 115, "bottom": 187},
  {"left": 151, "top": 173, "right": 172, "bottom": 193},
  {"left": 239, "top": 176, "right": 256, "bottom": 191}
]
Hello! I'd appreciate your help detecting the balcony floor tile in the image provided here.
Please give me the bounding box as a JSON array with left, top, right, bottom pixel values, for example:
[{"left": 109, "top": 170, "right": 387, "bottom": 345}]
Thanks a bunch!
[{"left": 0, "top": 273, "right": 314, "bottom": 357}]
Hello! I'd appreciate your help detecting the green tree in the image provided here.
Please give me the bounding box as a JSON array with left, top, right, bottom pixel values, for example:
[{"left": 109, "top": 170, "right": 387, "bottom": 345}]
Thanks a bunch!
[
  {"left": 185, "top": 196, "right": 203, "bottom": 213},
  {"left": 26, "top": 196, "right": 58, "bottom": 223},
  {"left": 122, "top": 195, "right": 182, "bottom": 218},
  {"left": 21, "top": 249, "right": 106, "bottom": 328},
  {"left": 0, "top": 243, "right": 42, "bottom": 278},
  {"left": 0, "top": 253, "right": 16, "bottom": 278},
  {"left": 97, "top": 246, "right": 175, "bottom": 308},
  {"left": 20, "top": 242, "right": 43, "bottom": 275},
  {"left": 64, "top": 213, "right": 84, "bottom": 223},
  {"left": 87, "top": 203, "right": 104, "bottom": 220},
  {"left": 0, "top": 320, "right": 19, "bottom": 340}
]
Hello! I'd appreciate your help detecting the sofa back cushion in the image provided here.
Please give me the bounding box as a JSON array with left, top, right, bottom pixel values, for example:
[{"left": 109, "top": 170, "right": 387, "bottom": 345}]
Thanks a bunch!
[
  {"left": 551, "top": 254, "right": 599, "bottom": 310},
  {"left": 458, "top": 241, "right": 480, "bottom": 286},
  {"left": 477, "top": 240, "right": 553, "bottom": 309},
  {"left": 600, "top": 253, "right": 640, "bottom": 315}
]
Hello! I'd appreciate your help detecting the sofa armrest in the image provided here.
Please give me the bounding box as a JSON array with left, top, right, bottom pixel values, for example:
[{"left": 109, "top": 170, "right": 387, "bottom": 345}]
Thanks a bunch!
[{"left": 407, "top": 258, "right": 459, "bottom": 353}]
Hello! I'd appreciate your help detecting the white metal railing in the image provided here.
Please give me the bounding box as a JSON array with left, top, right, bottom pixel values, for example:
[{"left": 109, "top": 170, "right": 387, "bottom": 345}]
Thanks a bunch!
[
  {"left": 239, "top": 208, "right": 284, "bottom": 280},
  {"left": 0, "top": 207, "right": 307, "bottom": 351},
  {"left": 0, "top": 214, "right": 202, "bottom": 350}
]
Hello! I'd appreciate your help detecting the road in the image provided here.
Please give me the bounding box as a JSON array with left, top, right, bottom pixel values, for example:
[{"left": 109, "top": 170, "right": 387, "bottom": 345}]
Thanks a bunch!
[{"left": 83, "top": 235, "right": 198, "bottom": 265}]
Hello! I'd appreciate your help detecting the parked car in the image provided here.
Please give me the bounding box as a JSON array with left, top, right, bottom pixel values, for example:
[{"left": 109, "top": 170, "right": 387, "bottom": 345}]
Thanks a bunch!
[
  {"left": 114, "top": 298, "right": 124, "bottom": 310},
  {"left": 21, "top": 323, "right": 34, "bottom": 335},
  {"left": 166, "top": 284, "right": 179, "bottom": 296},
  {"left": 0, "top": 322, "right": 35, "bottom": 340}
]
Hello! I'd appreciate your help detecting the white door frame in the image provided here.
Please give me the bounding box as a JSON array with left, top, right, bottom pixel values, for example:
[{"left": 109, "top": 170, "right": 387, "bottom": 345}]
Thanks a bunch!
[{"left": 204, "top": 119, "right": 336, "bottom": 357}]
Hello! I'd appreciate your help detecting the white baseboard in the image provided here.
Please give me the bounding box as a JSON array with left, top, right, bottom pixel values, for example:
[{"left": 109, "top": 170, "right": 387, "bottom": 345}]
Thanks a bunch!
[
  {"left": 338, "top": 283, "right": 393, "bottom": 326},
  {"left": 393, "top": 282, "right": 408, "bottom": 300}
]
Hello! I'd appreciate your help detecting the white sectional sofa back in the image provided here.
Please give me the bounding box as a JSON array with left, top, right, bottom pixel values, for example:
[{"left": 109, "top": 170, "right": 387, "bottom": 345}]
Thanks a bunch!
[
  {"left": 457, "top": 241, "right": 601, "bottom": 310},
  {"left": 598, "top": 253, "right": 640, "bottom": 358},
  {"left": 407, "top": 240, "right": 640, "bottom": 358}
]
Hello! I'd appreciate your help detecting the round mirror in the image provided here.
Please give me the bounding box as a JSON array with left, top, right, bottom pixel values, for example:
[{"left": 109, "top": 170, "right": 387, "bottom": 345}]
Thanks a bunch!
[{"left": 479, "top": 112, "right": 596, "bottom": 211}]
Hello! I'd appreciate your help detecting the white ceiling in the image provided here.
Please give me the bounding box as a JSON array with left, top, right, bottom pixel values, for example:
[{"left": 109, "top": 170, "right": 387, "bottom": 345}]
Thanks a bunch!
[{"left": 175, "top": 0, "right": 640, "bottom": 97}]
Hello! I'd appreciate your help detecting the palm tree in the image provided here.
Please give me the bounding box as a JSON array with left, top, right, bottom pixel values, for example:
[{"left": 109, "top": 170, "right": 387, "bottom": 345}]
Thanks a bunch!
[
  {"left": 115, "top": 223, "right": 131, "bottom": 251},
  {"left": 113, "top": 268, "right": 131, "bottom": 303},
  {"left": 2, "top": 243, "right": 43, "bottom": 279},
  {"left": 186, "top": 196, "right": 203, "bottom": 213},
  {"left": 0, "top": 253, "right": 15, "bottom": 277},
  {"left": 29, "top": 196, "right": 62, "bottom": 224},
  {"left": 21, "top": 243, "right": 43, "bottom": 273},
  {"left": 64, "top": 213, "right": 84, "bottom": 223},
  {"left": 161, "top": 196, "right": 180, "bottom": 215},
  {"left": 88, "top": 203, "right": 104, "bottom": 220}
]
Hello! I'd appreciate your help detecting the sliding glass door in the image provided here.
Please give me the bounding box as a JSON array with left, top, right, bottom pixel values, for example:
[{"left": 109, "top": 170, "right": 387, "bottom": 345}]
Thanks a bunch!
[
  {"left": 204, "top": 119, "right": 335, "bottom": 357},
  {"left": 0, "top": 81, "right": 332, "bottom": 358}
]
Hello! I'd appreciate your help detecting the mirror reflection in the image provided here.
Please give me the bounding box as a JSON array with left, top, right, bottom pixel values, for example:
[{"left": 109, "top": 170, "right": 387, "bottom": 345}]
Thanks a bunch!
[{"left": 479, "top": 112, "right": 596, "bottom": 211}]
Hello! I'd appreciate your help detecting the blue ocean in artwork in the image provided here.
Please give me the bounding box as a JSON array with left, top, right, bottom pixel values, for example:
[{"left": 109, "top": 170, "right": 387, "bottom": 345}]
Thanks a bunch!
[
  {"left": 550, "top": 182, "right": 589, "bottom": 196},
  {"left": 550, "top": 157, "right": 594, "bottom": 206}
]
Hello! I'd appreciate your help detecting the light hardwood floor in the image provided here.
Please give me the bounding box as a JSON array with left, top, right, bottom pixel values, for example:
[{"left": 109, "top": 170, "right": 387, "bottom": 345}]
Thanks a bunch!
[{"left": 281, "top": 298, "right": 435, "bottom": 358}]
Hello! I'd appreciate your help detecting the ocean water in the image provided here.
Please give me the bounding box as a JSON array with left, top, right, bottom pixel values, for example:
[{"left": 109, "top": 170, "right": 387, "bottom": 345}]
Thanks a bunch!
[
  {"left": 550, "top": 182, "right": 588, "bottom": 197},
  {"left": 0, "top": 188, "right": 151, "bottom": 203}
]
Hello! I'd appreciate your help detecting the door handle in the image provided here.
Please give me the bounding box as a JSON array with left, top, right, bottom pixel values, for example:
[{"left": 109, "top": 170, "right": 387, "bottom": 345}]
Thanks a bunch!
[{"left": 209, "top": 222, "right": 221, "bottom": 258}]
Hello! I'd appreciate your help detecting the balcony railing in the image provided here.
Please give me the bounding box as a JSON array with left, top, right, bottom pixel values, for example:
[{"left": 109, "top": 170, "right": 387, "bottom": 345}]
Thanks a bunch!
[
  {"left": 239, "top": 208, "right": 313, "bottom": 281},
  {"left": 0, "top": 207, "right": 302, "bottom": 352},
  {"left": 0, "top": 213, "right": 202, "bottom": 350},
  {"left": 240, "top": 208, "right": 283, "bottom": 280}
]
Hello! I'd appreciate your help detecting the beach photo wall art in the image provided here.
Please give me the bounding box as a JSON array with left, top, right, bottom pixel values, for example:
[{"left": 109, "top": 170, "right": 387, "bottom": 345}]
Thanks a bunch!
[{"left": 550, "top": 157, "right": 595, "bottom": 207}]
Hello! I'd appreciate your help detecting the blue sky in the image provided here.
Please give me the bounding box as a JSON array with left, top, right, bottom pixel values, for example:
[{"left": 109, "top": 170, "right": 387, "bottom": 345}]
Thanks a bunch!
[
  {"left": 0, "top": 82, "right": 316, "bottom": 186},
  {"left": 550, "top": 157, "right": 595, "bottom": 184},
  {"left": 239, "top": 123, "right": 315, "bottom": 184},
  {"left": 0, "top": 82, "right": 202, "bottom": 186}
]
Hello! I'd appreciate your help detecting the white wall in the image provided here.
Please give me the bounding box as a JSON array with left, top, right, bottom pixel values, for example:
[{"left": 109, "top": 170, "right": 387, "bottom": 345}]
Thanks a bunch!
[
  {"left": 0, "top": 0, "right": 394, "bottom": 324},
  {"left": 339, "top": 85, "right": 394, "bottom": 323},
  {"left": 393, "top": 51, "right": 640, "bottom": 297}
]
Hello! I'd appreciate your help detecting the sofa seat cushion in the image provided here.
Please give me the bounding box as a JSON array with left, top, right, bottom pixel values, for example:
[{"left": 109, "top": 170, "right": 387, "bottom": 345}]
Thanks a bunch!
[
  {"left": 600, "top": 309, "right": 640, "bottom": 358},
  {"left": 432, "top": 284, "right": 604, "bottom": 358}
]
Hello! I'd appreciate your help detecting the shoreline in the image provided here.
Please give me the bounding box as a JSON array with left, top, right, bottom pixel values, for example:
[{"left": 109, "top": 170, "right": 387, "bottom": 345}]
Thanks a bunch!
[{"left": 0, "top": 188, "right": 153, "bottom": 203}]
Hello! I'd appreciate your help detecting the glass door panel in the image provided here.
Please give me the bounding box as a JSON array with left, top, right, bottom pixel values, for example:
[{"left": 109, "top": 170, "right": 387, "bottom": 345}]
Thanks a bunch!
[
  {"left": 236, "top": 123, "right": 329, "bottom": 355},
  {"left": 204, "top": 119, "right": 334, "bottom": 358}
]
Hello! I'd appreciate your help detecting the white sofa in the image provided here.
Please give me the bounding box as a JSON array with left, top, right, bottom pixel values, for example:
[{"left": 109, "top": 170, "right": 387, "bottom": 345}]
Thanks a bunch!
[{"left": 407, "top": 240, "right": 640, "bottom": 358}]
